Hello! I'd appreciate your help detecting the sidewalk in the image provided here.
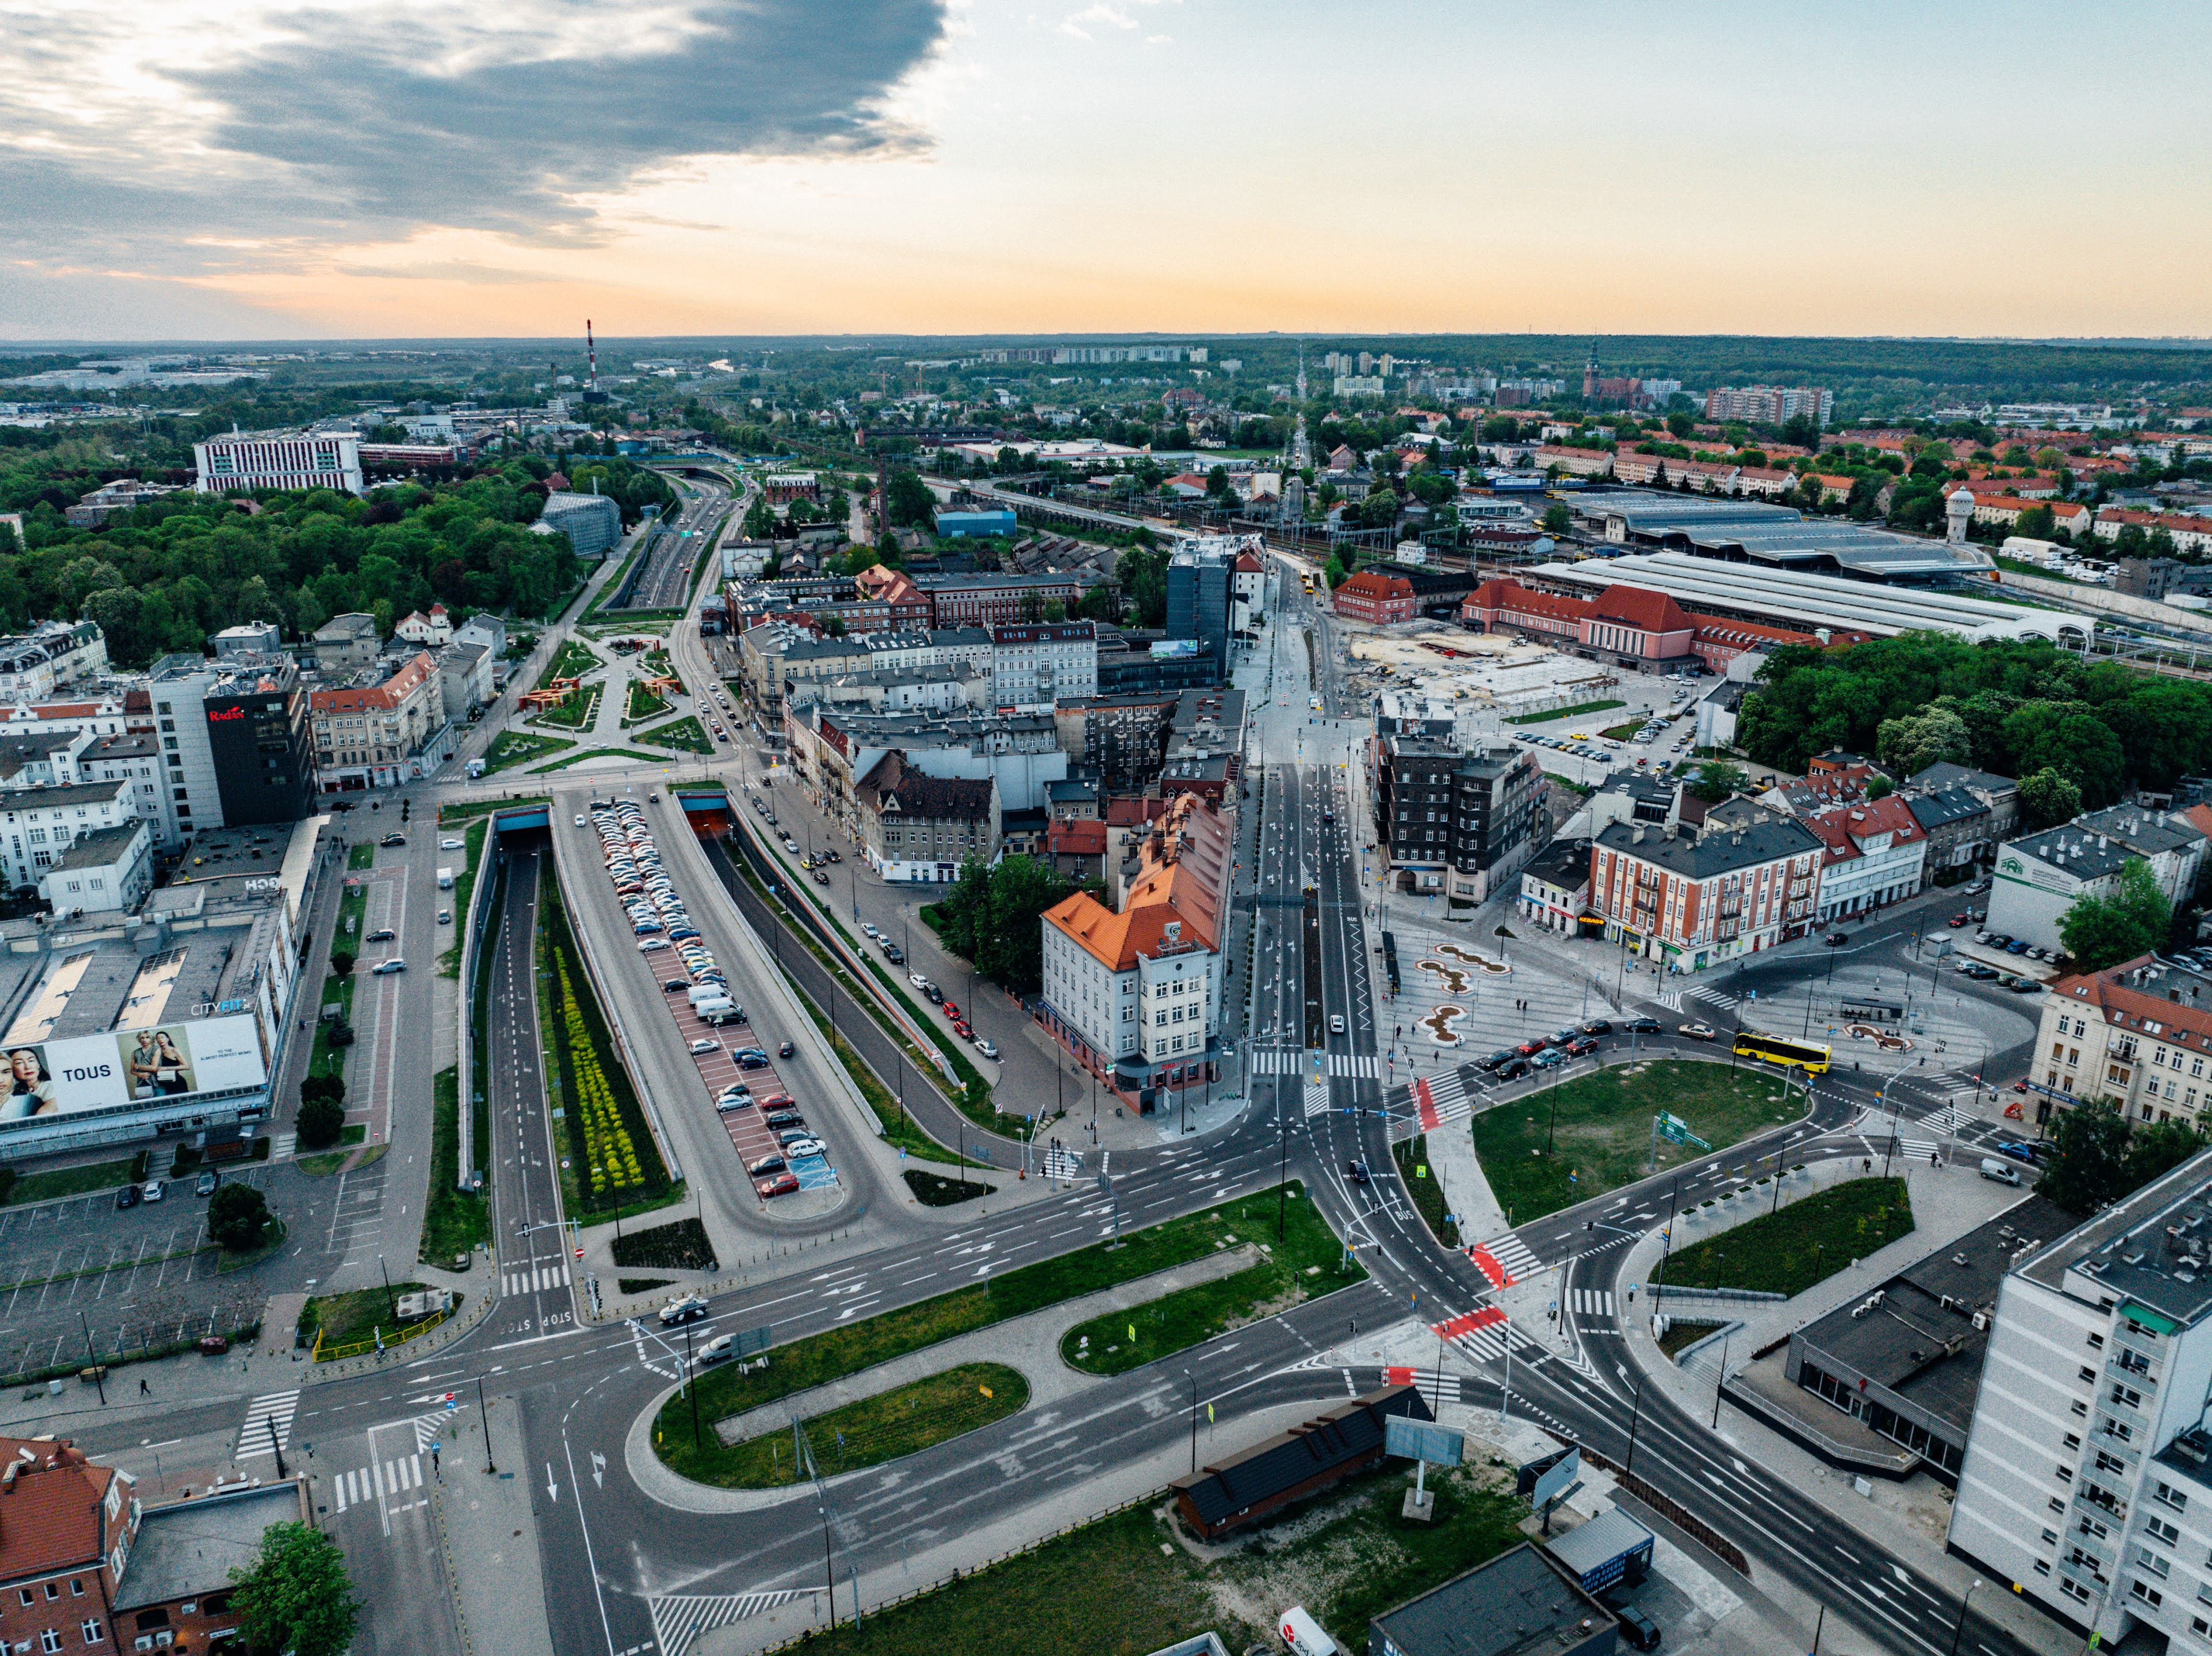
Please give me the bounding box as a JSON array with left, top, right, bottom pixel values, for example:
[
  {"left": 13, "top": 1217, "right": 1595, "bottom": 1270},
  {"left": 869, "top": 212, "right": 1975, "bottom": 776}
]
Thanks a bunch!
[
  {"left": 432, "top": 1385, "right": 553, "bottom": 1656},
  {"left": 1599, "top": 1160, "right": 2079, "bottom": 1656}
]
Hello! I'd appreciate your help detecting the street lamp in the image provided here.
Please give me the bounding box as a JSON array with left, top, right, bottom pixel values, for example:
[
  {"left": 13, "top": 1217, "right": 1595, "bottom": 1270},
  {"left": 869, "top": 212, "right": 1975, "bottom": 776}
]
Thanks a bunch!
[{"left": 1946, "top": 1580, "right": 1982, "bottom": 1656}]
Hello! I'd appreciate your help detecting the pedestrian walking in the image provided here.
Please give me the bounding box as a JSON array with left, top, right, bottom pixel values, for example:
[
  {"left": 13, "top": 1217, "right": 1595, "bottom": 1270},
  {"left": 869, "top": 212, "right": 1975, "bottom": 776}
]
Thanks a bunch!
[{"left": 139, "top": 1378, "right": 150, "bottom": 1396}]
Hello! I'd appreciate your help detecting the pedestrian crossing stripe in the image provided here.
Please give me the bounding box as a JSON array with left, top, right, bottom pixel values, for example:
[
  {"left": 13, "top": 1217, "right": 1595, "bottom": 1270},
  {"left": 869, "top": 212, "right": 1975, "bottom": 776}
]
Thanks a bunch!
[
  {"left": 1303, "top": 1083, "right": 1332, "bottom": 1119},
  {"left": 1384, "top": 1366, "right": 1462, "bottom": 1407},
  {"left": 1428, "top": 1306, "right": 1537, "bottom": 1365},
  {"left": 235, "top": 1390, "right": 300, "bottom": 1458},
  {"left": 1570, "top": 1288, "right": 1615, "bottom": 1319},
  {"left": 1922, "top": 1105, "right": 1973, "bottom": 1136},
  {"left": 1465, "top": 1230, "right": 1539, "bottom": 1289},
  {"left": 331, "top": 1454, "right": 425, "bottom": 1513},
  {"left": 1040, "top": 1146, "right": 1083, "bottom": 1181},
  {"left": 650, "top": 1591, "right": 820, "bottom": 1656},
  {"left": 503, "top": 1261, "right": 573, "bottom": 1296},
  {"left": 1255, "top": 1050, "right": 1378, "bottom": 1078}
]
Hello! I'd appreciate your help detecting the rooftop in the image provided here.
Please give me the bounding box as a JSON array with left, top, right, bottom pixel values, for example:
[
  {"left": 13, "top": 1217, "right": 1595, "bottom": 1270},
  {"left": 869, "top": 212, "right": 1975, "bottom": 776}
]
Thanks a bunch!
[
  {"left": 2017, "top": 1144, "right": 2212, "bottom": 1326},
  {"left": 0, "top": 1438, "right": 116, "bottom": 1581},
  {"left": 115, "top": 1482, "right": 305, "bottom": 1611},
  {"left": 1795, "top": 1194, "right": 2073, "bottom": 1433},
  {"left": 1370, "top": 1542, "right": 1618, "bottom": 1656},
  {"left": 1597, "top": 811, "right": 1820, "bottom": 878}
]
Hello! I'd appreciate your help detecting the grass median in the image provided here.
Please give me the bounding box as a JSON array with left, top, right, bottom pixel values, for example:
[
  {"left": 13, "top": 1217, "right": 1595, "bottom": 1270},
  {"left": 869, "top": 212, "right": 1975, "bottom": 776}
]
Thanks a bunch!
[
  {"left": 484, "top": 730, "right": 575, "bottom": 774},
  {"left": 655, "top": 1182, "right": 1349, "bottom": 1486},
  {"left": 1658, "top": 1176, "right": 1913, "bottom": 1298},
  {"left": 1470, "top": 1057, "right": 1808, "bottom": 1224},
  {"left": 1060, "top": 1188, "right": 1364, "bottom": 1376},
  {"left": 1506, "top": 697, "right": 1626, "bottom": 726},
  {"left": 673, "top": 1362, "right": 1027, "bottom": 1487}
]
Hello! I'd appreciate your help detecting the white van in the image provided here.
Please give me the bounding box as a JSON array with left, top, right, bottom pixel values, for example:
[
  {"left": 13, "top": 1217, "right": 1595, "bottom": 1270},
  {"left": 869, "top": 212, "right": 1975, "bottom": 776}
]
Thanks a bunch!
[
  {"left": 1979, "top": 1157, "right": 2022, "bottom": 1187},
  {"left": 1279, "top": 1607, "right": 1338, "bottom": 1656}
]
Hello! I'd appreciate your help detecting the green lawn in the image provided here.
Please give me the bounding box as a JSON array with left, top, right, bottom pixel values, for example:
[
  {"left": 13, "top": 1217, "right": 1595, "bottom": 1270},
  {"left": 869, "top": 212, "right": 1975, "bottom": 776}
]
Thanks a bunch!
[
  {"left": 625, "top": 678, "right": 670, "bottom": 723},
  {"left": 1061, "top": 1188, "right": 1359, "bottom": 1376},
  {"left": 347, "top": 842, "right": 376, "bottom": 870},
  {"left": 538, "top": 637, "right": 601, "bottom": 689},
  {"left": 1658, "top": 1318, "right": 1726, "bottom": 1358},
  {"left": 1507, "top": 698, "right": 1626, "bottom": 726},
  {"left": 675, "top": 1362, "right": 1027, "bottom": 1487},
  {"left": 3, "top": 1157, "right": 139, "bottom": 1205},
  {"left": 484, "top": 730, "right": 575, "bottom": 774},
  {"left": 1658, "top": 1177, "right": 1914, "bottom": 1297},
  {"left": 656, "top": 1184, "right": 1349, "bottom": 1485},
  {"left": 1600, "top": 719, "right": 1643, "bottom": 741},
  {"left": 1469, "top": 1058, "right": 1809, "bottom": 1224},
  {"left": 531, "top": 747, "right": 667, "bottom": 774},
  {"left": 437, "top": 816, "right": 490, "bottom": 976},
  {"left": 635, "top": 715, "right": 714, "bottom": 754},
  {"left": 419, "top": 1066, "right": 489, "bottom": 1265},
  {"left": 533, "top": 681, "right": 601, "bottom": 731},
  {"left": 1392, "top": 1137, "right": 1454, "bottom": 1247},
  {"left": 306, "top": 973, "right": 356, "bottom": 1080},
  {"left": 791, "top": 1459, "right": 1527, "bottom": 1656},
  {"left": 299, "top": 1282, "right": 433, "bottom": 1352}
]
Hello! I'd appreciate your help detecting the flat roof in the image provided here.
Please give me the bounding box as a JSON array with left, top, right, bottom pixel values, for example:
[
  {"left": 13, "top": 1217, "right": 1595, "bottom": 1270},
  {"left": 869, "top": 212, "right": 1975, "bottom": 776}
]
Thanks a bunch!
[
  {"left": 1370, "top": 1543, "right": 1617, "bottom": 1656},
  {"left": 115, "top": 1483, "right": 304, "bottom": 1611},
  {"left": 1796, "top": 1194, "right": 2073, "bottom": 1432},
  {"left": 2017, "top": 1146, "right": 2212, "bottom": 1325},
  {"left": 1526, "top": 551, "right": 2086, "bottom": 644}
]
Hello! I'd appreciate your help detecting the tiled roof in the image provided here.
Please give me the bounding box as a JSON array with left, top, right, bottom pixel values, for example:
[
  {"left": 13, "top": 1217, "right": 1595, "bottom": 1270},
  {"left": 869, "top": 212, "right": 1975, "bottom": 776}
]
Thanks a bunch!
[
  {"left": 0, "top": 1438, "right": 115, "bottom": 1580},
  {"left": 1340, "top": 571, "right": 1413, "bottom": 601},
  {"left": 310, "top": 651, "right": 435, "bottom": 714},
  {"left": 1589, "top": 583, "right": 1690, "bottom": 633},
  {"left": 1171, "top": 1386, "right": 1431, "bottom": 1528}
]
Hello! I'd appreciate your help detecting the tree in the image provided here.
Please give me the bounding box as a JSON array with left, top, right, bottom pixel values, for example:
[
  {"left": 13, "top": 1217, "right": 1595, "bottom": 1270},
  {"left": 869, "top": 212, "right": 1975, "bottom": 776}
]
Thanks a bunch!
[
  {"left": 230, "top": 1521, "right": 362, "bottom": 1656},
  {"left": 2058, "top": 858, "right": 2172, "bottom": 971},
  {"left": 884, "top": 468, "right": 936, "bottom": 529},
  {"left": 1356, "top": 489, "right": 1400, "bottom": 531},
  {"left": 930, "top": 856, "right": 1073, "bottom": 994},
  {"left": 328, "top": 949, "right": 355, "bottom": 979},
  {"left": 2036, "top": 1102, "right": 2133, "bottom": 1214},
  {"left": 2016, "top": 504, "right": 2057, "bottom": 540},
  {"left": 297, "top": 1090, "right": 346, "bottom": 1150},
  {"left": 2124, "top": 1119, "right": 2206, "bottom": 1192},
  {"left": 1684, "top": 760, "right": 1749, "bottom": 803},
  {"left": 2017, "top": 766, "right": 2083, "bottom": 831},
  {"left": 1117, "top": 542, "right": 1170, "bottom": 626},
  {"left": 1865, "top": 774, "right": 1894, "bottom": 799},
  {"left": 1875, "top": 707, "right": 1970, "bottom": 778},
  {"left": 741, "top": 496, "right": 776, "bottom": 540},
  {"left": 207, "top": 1182, "right": 273, "bottom": 1251},
  {"left": 1073, "top": 581, "right": 1121, "bottom": 624},
  {"left": 1541, "top": 503, "right": 1572, "bottom": 535},
  {"left": 1665, "top": 412, "right": 1695, "bottom": 439}
]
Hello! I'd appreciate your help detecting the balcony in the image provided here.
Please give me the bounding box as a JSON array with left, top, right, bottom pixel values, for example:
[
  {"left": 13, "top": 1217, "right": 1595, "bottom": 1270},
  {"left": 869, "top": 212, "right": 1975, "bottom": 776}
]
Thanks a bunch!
[{"left": 2109, "top": 1354, "right": 2160, "bottom": 1392}]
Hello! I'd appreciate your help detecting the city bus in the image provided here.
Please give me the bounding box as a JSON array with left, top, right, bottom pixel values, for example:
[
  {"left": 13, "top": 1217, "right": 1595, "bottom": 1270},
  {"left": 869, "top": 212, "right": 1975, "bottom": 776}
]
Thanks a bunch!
[
  {"left": 1732, "top": 1030, "right": 1831, "bottom": 1074},
  {"left": 1301, "top": 572, "right": 1316, "bottom": 596}
]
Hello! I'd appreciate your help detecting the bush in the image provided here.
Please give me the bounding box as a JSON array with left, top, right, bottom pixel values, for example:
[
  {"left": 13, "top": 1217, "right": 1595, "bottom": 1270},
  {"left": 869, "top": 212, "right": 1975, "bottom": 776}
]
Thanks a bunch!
[
  {"left": 610, "top": 1217, "right": 711, "bottom": 1271},
  {"left": 208, "top": 1182, "right": 274, "bottom": 1251},
  {"left": 296, "top": 1094, "right": 346, "bottom": 1150},
  {"left": 329, "top": 950, "right": 355, "bottom": 978}
]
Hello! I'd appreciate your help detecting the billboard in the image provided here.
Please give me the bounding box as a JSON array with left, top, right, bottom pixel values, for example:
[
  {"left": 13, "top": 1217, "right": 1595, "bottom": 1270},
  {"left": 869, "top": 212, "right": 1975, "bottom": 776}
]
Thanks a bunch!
[{"left": 0, "top": 1015, "right": 266, "bottom": 1123}]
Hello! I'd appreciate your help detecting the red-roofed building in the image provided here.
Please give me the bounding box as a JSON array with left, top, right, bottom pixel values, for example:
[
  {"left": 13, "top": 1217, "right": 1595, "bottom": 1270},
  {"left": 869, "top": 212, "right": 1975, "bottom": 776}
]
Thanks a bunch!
[
  {"left": 2031, "top": 954, "right": 2212, "bottom": 1125},
  {"left": 1333, "top": 570, "right": 1417, "bottom": 624},
  {"left": 1040, "top": 792, "right": 1229, "bottom": 1109},
  {"left": 1796, "top": 796, "right": 1925, "bottom": 921},
  {"left": 1462, "top": 577, "right": 1853, "bottom": 672},
  {"left": 2093, "top": 508, "right": 2212, "bottom": 556},
  {"left": 1942, "top": 486, "right": 2091, "bottom": 533},
  {"left": 1047, "top": 816, "right": 1108, "bottom": 880},
  {"left": 309, "top": 650, "right": 447, "bottom": 790}
]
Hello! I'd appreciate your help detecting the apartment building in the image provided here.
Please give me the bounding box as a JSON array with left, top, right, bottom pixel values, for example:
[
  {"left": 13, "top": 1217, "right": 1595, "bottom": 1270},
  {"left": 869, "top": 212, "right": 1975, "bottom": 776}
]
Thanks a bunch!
[
  {"left": 148, "top": 651, "right": 317, "bottom": 831},
  {"left": 1052, "top": 692, "right": 1178, "bottom": 788},
  {"left": 852, "top": 752, "right": 999, "bottom": 883},
  {"left": 1374, "top": 734, "right": 1550, "bottom": 902},
  {"left": 989, "top": 622, "right": 1097, "bottom": 713},
  {"left": 1589, "top": 807, "right": 1823, "bottom": 967},
  {"left": 1800, "top": 796, "right": 1927, "bottom": 921},
  {"left": 2029, "top": 954, "right": 2212, "bottom": 1128},
  {"left": 1949, "top": 1147, "right": 2212, "bottom": 1653},
  {"left": 0, "top": 623, "right": 108, "bottom": 704},
  {"left": 1703, "top": 385, "right": 1834, "bottom": 426},
  {"left": 1040, "top": 792, "right": 1229, "bottom": 1109},
  {"left": 310, "top": 651, "right": 449, "bottom": 791}
]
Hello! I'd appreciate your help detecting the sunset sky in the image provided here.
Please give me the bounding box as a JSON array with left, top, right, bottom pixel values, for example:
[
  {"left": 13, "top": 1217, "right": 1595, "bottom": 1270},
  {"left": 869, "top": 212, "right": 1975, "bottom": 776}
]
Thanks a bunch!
[{"left": 3, "top": 0, "right": 2206, "bottom": 341}]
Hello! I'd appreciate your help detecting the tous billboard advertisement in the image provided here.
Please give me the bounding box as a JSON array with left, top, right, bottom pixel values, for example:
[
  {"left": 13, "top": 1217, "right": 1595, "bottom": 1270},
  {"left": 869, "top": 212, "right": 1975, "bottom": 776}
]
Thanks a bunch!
[{"left": 0, "top": 1015, "right": 267, "bottom": 1123}]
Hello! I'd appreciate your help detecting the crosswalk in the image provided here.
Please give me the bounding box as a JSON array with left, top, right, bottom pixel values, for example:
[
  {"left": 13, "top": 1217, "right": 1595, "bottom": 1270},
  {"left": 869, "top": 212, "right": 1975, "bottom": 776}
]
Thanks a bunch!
[
  {"left": 235, "top": 1390, "right": 299, "bottom": 1459},
  {"left": 1384, "top": 1365, "right": 1463, "bottom": 1411},
  {"left": 1921, "top": 1104, "right": 1975, "bottom": 1136},
  {"left": 1396, "top": 1072, "right": 1475, "bottom": 1140},
  {"left": 1465, "top": 1231, "right": 1540, "bottom": 1290},
  {"left": 503, "top": 1260, "right": 573, "bottom": 1296},
  {"left": 1430, "top": 1306, "right": 1538, "bottom": 1366},
  {"left": 1569, "top": 1288, "right": 1616, "bottom": 1321},
  {"left": 1039, "top": 1145, "right": 1083, "bottom": 1181},
  {"left": 650, "top": 1590, "right": 820, "bottom": 1656},
  {"left": 1251, "top": 1049, "right": 1379, "bottom": 1078},
  {"left": 331, "top": 1453, "right": 425, "bottom": 1514},
  {"left": 1303, "top": 1082, "right": 1332, "bottom": 1119}
]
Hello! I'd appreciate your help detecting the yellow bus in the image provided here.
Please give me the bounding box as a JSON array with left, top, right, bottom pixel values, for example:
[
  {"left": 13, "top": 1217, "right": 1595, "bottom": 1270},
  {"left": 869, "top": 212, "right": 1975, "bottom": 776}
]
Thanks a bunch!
[
  {"left": 1301, "top": 573, "right": 1316, "bottom": 595},
  {"left": 1732, "top": 1030, "right": 1831, "bottom": 1074}
]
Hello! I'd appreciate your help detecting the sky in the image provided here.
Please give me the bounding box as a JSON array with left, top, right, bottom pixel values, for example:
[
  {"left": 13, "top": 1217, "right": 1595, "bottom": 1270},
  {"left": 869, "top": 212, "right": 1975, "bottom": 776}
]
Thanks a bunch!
[{"left": 2, "top": 1, "right": 2208, "bottom": 342}]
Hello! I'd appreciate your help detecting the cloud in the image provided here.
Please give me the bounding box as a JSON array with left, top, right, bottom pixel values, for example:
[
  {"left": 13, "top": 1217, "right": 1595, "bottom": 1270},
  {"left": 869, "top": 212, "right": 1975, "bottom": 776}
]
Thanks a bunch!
[
  {"left": 0, "top": 0, "right": 948, "bottom": 270},
  {"left": 1061, "top": 4, "right": 1137, "bottom": 38}
]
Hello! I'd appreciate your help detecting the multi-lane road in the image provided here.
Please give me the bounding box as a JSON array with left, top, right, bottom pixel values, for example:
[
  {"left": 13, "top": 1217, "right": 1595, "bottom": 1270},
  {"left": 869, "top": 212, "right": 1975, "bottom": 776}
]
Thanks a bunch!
[{"left": 60, "top": 488, "right": 2072, "bottom": 1656}]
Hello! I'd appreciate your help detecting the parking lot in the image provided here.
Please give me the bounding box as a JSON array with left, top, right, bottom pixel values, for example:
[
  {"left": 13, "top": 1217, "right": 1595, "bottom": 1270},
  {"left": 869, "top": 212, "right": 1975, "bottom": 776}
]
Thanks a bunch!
[{"left": 659, "top": 994, "right": 836, "bottom": 1195}]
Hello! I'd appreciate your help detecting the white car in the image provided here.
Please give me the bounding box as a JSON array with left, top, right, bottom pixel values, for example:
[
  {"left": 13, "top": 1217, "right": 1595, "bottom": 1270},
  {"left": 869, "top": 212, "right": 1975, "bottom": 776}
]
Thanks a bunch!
[
  {"left": 440, "top": 837, "right": 463, "bottom": 850},
  {"left": 689, "top": 1038, "right": 721, "bottom": 1055},
  {"left": 638, "top": 937, "right": 670, "bottom": 952},
  {"left": 574, "top": 814, "right": 586, "bottom": 826},
  {"left": 973, "top": 1037, "right": 999, "bottom": 1060},
  {"left": 861, "top": 922, "right": 878, "bottom": 937},
  {"left": 371, "top": 958, "right": 407, "bottom": 975},
  {"left": 909, "top": 972, "right": 928, "bottom": 990},
  {"left": 783, "top": 1138, "right": 827, "bottom": 1159}
]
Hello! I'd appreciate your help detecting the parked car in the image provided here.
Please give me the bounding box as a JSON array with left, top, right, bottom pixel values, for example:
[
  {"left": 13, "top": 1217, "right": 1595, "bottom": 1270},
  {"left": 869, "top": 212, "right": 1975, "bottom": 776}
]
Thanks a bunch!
[
  {"left": 1548, "top": 1028, "right": 1578, "bottom": 1048},
  {"left": 365, "top": 928, "right": 396, "bottom": 943},
  {"left": 782, "top": 1138, "right": 827, "bottom": 1159},
  {"left": 665, "top": 978, "right": 692, "bottom": 993},
  {"left": 688, "top": 1038, "right": 721, "bottom": 1055},
  {"left": 715, "top": 1093, "right": 752, "bottom": 1114},
  {"left": 974, "top": 1037, "right": 999, "bottom": 1060},
  {"left": 371, "top": 958, "right": 407, "bottom": 975},
  {"left": 1564, "top": 1037, "right": 1598, "bottom": 1057},
  {"left": 1996, "top": 1141, "right": 2042, "bottom": 1165},
  {"left": 637, "top": 938, "right": 670, "bottom": 952},
  {"left": 142, "top": 1179, "right": 163, "bottom": 1203},
  {"left": 380, "top": 833, "right": 407, "bottom": 847},
  {"left": 2008, "top": 976, "right": 2044, "bottom": 993},
  {"left": 1678, "top": 1022, "right": 1717, "bottom": 1041},
  {"left": 1531, "top": 1047, "right": 1566, "bottom": 1069},
  {"left": 195, "top": 1170, "right": 221, "bottom": 1197},
  {"left": 1483, "top": 1049, "right": 1519, "bottom": 1071},
  {"left": 1949, "top": 913, "right": 1969, "bottom": 927},
  {"left": 115, "top": 1184, "right": 140, "bottom": 1210},
  {"left": 1495, "top": 1058, "right": 1531, "bottom": 1080},
  {"left": 747, "top": 1154, "right": 786, "bottom": 1177},
  {"left": 764, "top": 1110, "right": 805, "bottom": 1130},
  {"left": 755, "top": 1172, "right": 800, "bottom": 1199}
]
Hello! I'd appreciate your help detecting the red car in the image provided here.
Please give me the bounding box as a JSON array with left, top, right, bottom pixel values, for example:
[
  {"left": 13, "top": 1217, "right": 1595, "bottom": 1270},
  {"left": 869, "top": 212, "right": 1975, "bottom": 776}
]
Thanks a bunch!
[
  {"left": 952, "top": 1020, "right": 973, "bottom": 1040},
  {"left": 940, "top": 1000, "right": 960, "bottom": 1022},
  {"left": 1516, "top": 1039, "right": 1546, "bottom": 1057},
  {"left": 755, "top": 1172, "right": 800, "bottom": 1199},
  {"left": 1949, "top": 913, "right": 1968, "bottom": 927},
  {"left": 1564, "top": 1036, "right": 1598, "bottom": 1057}
]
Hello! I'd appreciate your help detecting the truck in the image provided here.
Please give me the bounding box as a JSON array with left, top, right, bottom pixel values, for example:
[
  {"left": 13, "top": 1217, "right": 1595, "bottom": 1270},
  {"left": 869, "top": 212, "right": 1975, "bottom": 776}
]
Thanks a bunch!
[
  {"left": 465, "top": 757, "right": 486, "bottom": 779},
  {"left": 436, "top": 867, "right": 454, "bottom": 889},
  {"left": 694, "top": 998, "right": 739, "bottom": 1025}
]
